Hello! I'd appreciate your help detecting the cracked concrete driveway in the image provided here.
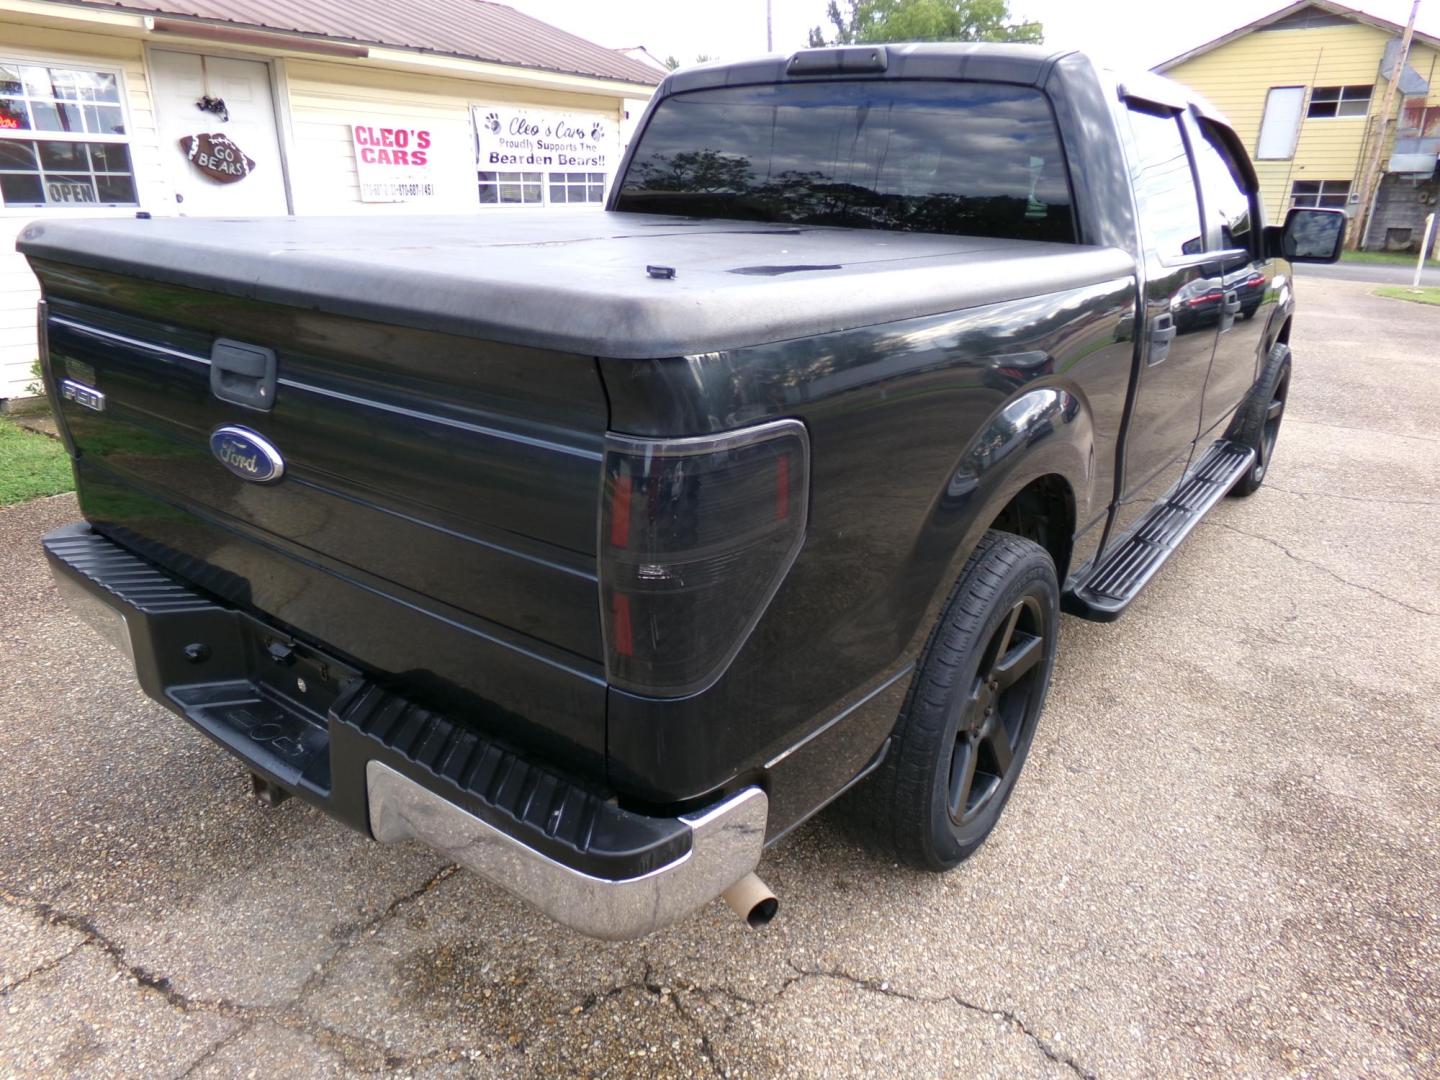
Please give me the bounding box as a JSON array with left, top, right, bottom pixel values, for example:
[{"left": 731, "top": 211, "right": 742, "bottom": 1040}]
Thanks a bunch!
[{"left": 1, "top": 276, "right": 1437, "bottom": 1078}]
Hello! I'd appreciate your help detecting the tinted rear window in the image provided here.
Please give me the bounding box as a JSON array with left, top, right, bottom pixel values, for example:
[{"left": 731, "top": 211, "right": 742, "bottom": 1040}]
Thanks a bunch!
[{"left": 615, "top": 80, "right": 1075, "bottom": 243}]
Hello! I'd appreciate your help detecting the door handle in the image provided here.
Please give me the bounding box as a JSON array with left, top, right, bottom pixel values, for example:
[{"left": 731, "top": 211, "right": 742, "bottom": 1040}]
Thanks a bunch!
[
  {"left": 210, "top": 338, "right": 277, "bottom": 411},
  {"left": 1148, "top": 313, "right": 1176, "bottom": 365},
  {"left": 1220, "top": 290, "right": 1241, "bottom": 332}
]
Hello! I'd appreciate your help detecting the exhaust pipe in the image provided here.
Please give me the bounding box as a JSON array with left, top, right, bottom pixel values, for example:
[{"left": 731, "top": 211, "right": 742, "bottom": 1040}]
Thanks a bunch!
[{"left": 722, "top": 872, "right": 778, "bottom": 928}]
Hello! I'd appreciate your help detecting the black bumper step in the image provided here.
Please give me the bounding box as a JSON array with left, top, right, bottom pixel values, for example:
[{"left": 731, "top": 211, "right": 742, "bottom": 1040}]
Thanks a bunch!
[
  {"left": 42, "top": 522, "right": 690, "bottom": 880},
  {"left": 1064, "top": 440, "right": 1255, "bottom": 621}
]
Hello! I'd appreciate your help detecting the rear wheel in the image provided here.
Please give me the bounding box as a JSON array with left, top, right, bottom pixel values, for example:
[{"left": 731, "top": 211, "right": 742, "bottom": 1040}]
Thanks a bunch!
[
  {"left": 852, "top": 531, "right": 1059, "bottom": 870},
  {"left": 1229, "top": 342, "right": 1291, "bottom": 497}
]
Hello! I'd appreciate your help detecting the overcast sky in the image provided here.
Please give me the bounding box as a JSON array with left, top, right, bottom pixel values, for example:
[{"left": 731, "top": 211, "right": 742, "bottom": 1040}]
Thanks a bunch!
[{"left": 509, "top": 0, "right": 1440, "bottom": 72}]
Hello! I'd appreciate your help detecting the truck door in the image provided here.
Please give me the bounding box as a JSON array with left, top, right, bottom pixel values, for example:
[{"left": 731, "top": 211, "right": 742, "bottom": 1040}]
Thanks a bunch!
[
  {"left": 1188, "top": 116, "right": 1274, "bottom": 440},
  {"left": 1109, "top": 101, "right": 1223, "bottom": 542}
]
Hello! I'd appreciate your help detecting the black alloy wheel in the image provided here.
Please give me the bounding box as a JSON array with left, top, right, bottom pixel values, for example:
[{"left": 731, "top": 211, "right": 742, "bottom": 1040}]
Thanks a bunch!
[
  {"left": 1229, "top": 341, "right": 1292, "bottom": 498},
  {"left": 848, "top": 530, "right": 1059, "bottom": 870},
  {"left": 1253, "top": 371, "right": 1289, "bottom": 484},
  {"left": 947, "top": 594, "right": 1047, "bottom": 835}
]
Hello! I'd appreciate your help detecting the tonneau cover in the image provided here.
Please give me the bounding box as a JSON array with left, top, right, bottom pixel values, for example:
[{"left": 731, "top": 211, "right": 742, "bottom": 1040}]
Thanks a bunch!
[{"left": 19, "top": 211, "right": 1135, "bottom": 358}]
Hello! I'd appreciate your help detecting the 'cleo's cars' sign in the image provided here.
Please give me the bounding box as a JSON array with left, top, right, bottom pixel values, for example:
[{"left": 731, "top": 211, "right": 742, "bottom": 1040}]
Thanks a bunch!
[
  {"left": 473, "top": 106, "right": 618, "bottom": 171},
  {"left": 350, "top": 121, "right": 437, "bottom": 202}
]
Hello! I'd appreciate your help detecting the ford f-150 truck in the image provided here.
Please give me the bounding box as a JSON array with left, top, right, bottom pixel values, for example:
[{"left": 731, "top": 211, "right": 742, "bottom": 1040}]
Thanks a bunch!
[{"left": 21, "top": 44, "right": 1345, "bottom": 939}]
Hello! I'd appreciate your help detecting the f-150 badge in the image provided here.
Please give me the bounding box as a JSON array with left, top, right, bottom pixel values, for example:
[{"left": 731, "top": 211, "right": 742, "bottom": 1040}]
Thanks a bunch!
[{"left": 210, "top": 426, "right": 284, "bottom": 483}]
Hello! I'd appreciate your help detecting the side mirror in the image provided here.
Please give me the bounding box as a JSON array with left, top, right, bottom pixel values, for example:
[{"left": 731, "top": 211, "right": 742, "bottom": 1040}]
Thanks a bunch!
[{"left": 1266, "top": 207, "right": 1347, "bottom": 263}]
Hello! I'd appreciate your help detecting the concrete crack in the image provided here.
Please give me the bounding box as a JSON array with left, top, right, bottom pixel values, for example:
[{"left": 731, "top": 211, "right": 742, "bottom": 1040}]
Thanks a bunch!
[
  {"left": 1199, "top": 520, "right": 1438, "bottom": 617},
  {"left": 0, "top": 866, "right": 461, "bottom": 1077},
  {"left": 176, "top": 1021, "right": 255, "bottom": 1078},
  {"left": 568, "top": 963, "right": 727, "bottom": 1078},
  {"left": 784, "top": 963, "right": 1096, "bottom": 1080},
  {"left": 1265, "top": 484, "right": 1440, "bottom": 508},
  {"left": 0, "top": 939, "right": 86, "bottom": 996}
]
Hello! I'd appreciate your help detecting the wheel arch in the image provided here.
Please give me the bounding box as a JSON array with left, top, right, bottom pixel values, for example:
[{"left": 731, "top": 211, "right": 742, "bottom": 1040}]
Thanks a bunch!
[{"left": 899, "top": 386, "right": 1092, "bottom": 664}]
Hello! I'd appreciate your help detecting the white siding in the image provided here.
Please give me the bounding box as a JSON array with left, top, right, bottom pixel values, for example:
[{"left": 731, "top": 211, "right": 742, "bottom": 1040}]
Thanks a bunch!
[
  {"left": 1, "top": 22, "right": 169, "bottom": 399},
  {"left": 282, "top": 58, "right": 627, "bottom": 216},
  {"left": 1, "top": 27, "right": 646, "bottom": 399}
]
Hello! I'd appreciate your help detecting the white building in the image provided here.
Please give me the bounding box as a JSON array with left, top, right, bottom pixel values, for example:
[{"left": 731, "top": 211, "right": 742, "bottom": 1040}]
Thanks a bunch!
[{"left": 0, "top": 0, "right": 661, "bottom": 401}]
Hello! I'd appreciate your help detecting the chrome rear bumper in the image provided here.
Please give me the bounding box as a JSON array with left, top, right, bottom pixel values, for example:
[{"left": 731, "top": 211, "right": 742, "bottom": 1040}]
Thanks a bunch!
[{"left": 368, "top": 762, "right": 767, "bottom": 939}]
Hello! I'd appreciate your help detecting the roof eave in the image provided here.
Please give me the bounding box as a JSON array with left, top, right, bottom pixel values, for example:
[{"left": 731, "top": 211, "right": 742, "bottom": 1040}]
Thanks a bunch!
[{"left": 1153, "top": 0, "right": 1440, "bottom": 72}]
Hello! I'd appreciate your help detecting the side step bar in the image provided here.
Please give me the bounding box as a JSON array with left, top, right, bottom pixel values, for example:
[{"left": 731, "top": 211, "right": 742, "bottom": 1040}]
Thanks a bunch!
[{"left": 1064, "top": 440, "right": 1255, "bottom": 622}]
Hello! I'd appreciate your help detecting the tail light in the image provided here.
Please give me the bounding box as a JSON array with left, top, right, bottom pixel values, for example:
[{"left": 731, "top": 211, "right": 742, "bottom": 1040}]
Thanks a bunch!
[{"left": 599, "top": 418, "right": 809, "bottom": 697}]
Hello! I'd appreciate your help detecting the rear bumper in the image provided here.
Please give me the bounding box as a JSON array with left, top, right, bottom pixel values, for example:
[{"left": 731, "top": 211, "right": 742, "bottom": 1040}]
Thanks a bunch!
[{"left": 43, "top": 522, "right": 766, "bottom": 940}]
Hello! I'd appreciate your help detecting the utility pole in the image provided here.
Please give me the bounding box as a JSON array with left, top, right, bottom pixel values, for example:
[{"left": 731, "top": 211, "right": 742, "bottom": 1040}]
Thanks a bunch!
[
  {"left": 1349, "top": 0, "right": 1421, "bottom": 250},
  {"left": 766, "top": 0, "right": 773, "bottom": 51}
]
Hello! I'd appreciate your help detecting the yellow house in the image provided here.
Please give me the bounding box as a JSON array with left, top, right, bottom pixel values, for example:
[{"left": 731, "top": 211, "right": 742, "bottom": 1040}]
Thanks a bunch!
[
  {"left": 0, "top": 0, "right": 661, "bottom": 402},
  {"left": 1157, "top": 0, "right": 1440, "bottom": 251}
]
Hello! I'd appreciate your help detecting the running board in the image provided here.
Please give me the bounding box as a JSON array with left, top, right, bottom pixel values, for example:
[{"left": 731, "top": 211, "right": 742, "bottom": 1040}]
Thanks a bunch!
[{"left": 1064, "top": 440, "right": 1255, "bottom": 622}]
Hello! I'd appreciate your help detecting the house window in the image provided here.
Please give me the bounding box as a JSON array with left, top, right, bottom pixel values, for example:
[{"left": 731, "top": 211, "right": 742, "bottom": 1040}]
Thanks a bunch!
[
  {"left": 1291, "top": 179, "right": 1351, "bottom": 209},
  {"left": 1256, "top": 86, "right": 1306, "bottom": 160},
  {"left": 1307, "top": 85, "right": 1372, "bottom": 118},
  {"left": 549, "top": 171, "right": 606, "bottom": 205},
  {"left": 0, "top": 60, "right": 135, "bottom": 208},
  {"left": 477, "top": 170, "right": 543, "bottom": 205}
]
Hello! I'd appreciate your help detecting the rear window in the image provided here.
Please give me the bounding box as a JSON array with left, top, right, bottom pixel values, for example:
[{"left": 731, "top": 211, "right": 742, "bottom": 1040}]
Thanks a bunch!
[{"left": 614, "top": 80, "right": 1075, "bottom": 243}]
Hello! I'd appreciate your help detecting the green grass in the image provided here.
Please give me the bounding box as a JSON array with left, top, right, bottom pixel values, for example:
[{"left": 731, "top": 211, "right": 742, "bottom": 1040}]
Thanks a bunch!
[
  {"left": 0, "top": 419, "right": 74, "bottom": 505},
  {"left": 1374, "top": 285, "right": 1440, "bottom": 307},
  {"left": 1341, "top": 249, "right": 1436, "bottom": 266}
]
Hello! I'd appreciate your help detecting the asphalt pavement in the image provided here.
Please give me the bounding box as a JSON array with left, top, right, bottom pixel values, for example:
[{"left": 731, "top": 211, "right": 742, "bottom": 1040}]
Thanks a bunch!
[
  {"left": 1296, "top": 259, "right": 1439, "bottom": 285},
  {"left": 1, "top": 277, "right": 1437, "bottom": 1078}
]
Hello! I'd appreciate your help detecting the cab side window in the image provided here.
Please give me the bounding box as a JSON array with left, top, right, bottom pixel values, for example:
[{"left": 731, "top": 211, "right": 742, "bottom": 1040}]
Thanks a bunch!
[
  {"left": 1124, "top": 104, "right": 1203, "bottom": 263},
  {"left": 1191, "top": 122, "right": 1255, "bottom": 254}
]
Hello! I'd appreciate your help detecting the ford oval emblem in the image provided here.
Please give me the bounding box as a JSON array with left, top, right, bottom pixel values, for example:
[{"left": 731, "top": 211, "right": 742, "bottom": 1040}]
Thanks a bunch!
[{"left": 210, "top": 426, "right": 284, "bottom": 483}]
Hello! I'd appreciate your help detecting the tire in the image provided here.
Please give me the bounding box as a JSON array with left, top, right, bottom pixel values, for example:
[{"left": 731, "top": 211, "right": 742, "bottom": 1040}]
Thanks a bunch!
[
  {"left": 1228, "top": 341, "right": 1291, "bottom": 498},
  {"left": 851, "top": 531, "right": 1060, "bottom": 871}
]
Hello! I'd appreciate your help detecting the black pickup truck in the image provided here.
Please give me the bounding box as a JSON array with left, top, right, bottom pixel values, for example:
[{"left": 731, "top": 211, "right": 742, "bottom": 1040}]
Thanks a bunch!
[{"left": 22, "top": 44, "right": 1344, "bottom": 939}]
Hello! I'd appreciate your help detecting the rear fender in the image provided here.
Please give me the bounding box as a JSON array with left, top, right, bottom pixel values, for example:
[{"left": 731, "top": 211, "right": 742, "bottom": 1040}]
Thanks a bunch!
[{"left": 902, "top": 385, "right": 1092, "bottom": 656}]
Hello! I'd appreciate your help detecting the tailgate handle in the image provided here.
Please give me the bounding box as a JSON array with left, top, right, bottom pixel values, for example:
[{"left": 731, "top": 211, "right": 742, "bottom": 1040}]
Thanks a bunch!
[{"left": 211, "top": 339, "right": 277, "bottom": 412}]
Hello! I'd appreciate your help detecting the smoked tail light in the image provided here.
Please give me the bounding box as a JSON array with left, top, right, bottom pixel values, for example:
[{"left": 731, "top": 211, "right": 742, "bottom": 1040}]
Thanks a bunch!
[{"left": 599, "top": 418, "right": 810, "bottom": 698}]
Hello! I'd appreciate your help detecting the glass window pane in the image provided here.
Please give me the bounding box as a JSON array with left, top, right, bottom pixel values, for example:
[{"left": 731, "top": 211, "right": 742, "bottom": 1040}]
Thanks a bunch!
[
  {"left": 88, "top": 142, "right": 130, "bottom": 172},
  {"left": 616, "top": 79, "right": 1075, "bottom": 241},
  {"left": 93, "top": 72, "right": 120, "bottom": 103},
  {"left": 0, "top": 97, "right": 30, "bottom": 130},
  {"left": 550, "top": 184, "right": 566, "bottom": 203},
  {"left": 28, "top": 101, "right": 61, "bottom": 131},
  {"left": 523, "top": 183, "right": 541, "bottom": 202},
  {"left": 522, "top": 171, "right": 541, "bottom": 182},
  {"left": 42, "top": 174, "right": 97, "bottom": 204},
  {"left": 0, "top": 171, "right": 44, "bottom": 205},
  {"left": 588, "top": 184, "right": 604, "bottom": 201},
  {"left": 95, "top": 174, "right": 136, "bottom": 203},
  {"left": 1337, "top": 99, "right": 1368, "bottom": 117},
  {"left": 1125, "top": 105, "right": 1203, "bottom": 261},
  {"left": 49, "top": 69, "right": 80, "bottom": 100},
  {"left": 55, "top": 102, "right": 82, "bottom": 132},
  {"left": 38, "top": 140, "right": 86, "bottom": 169},
  {"left": 1193, "top": 123, "right": 1253, "bottom": 252},
  {"left": 0, "top": 65, "right": 21, "bottom": 95},
  {"left": 1291, "top": 180, "right": 1320, "bottom": 194},
  {"left": 20, "top": 66, "right": 51, "bottom": 97},
  {"left": 589, "top": 172, "right": 605, "bottom": 183},
  {"left": 0, "top": 139, "right": 38, "bottom": 169},
  {"left": 478, "top": 170, "right": 496, "bottom": 182},
  {"left": 478, "top": 184, "right": 497, "bottom": 203},
  {"left": 499, "top": 183, "right": 522, "bottom": 203},
  {"left": 1310, "top": 87, "right": 1340, "bottom": 102}
]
